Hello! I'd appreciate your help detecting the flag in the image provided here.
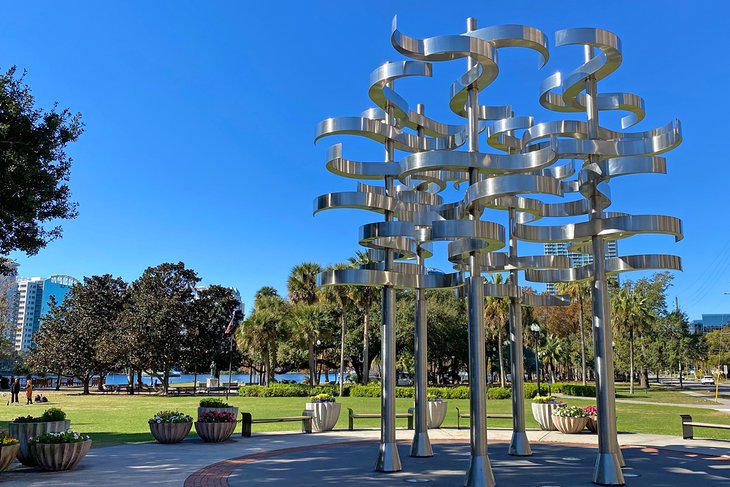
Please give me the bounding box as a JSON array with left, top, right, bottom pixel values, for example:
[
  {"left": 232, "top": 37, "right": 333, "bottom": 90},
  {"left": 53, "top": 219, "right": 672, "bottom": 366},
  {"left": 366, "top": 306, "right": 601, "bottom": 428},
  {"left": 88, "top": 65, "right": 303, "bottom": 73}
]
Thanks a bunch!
[{"left": 224, "top": 311, "right": 236, "bottom": 335}]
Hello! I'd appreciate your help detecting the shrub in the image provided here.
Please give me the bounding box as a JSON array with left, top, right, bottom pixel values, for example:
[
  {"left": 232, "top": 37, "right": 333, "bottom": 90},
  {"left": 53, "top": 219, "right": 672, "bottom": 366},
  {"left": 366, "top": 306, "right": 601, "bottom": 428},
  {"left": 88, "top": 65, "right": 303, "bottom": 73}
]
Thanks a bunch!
[
  {"left": 487, "top": 387, "right": 511, "bottom": 400},
  {"left": 198, "top": 410, "right": 236, "bottom": 423},
  {"left": 12, "top": 415, "right": 37, "bottom": 423},
  {"left": 199, "top": 398, "right": 228, "bottom": 408},
  {"left": 40, "top": 408, "right": 66, "bottom": 422},
  {"left": 349, "top": 384, "right": 381, "bottom": 397},
  {"left": 523, "top": 383, "right": 549, "bottom": 399},
  {"left": 552, "top": 405, "right": 588, "bottom": 418},
  {"left": 149, "top": 410, "right": 193, "bottom": 424},
  {"left": 310, "top": 393, "right": 335, "bottom": 403},
  {"left": 32, "top": 430, "right": 90, "bottom": 444},
  {"left": 238, "top": 383, "right": 346, "bottom": 398},
  {"left": 552, "top": 383, "right": 596, "bottom": 397},
  {"left": 427, "top": 392, "right": 443, "bottom": 401}
]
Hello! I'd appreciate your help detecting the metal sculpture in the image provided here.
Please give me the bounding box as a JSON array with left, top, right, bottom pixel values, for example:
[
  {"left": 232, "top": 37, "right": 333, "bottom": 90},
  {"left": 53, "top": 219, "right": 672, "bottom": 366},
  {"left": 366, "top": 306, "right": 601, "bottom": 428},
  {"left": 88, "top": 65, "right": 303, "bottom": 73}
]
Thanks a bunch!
[{"left": 314, "top": 17, "right": 681, "bottom": 487}]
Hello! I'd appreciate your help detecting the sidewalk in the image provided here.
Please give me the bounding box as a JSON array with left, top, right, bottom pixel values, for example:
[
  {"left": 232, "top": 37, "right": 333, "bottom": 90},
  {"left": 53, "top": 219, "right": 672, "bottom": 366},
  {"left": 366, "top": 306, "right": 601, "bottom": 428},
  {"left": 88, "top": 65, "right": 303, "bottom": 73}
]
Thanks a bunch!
[{"left": 2, "top": 427, "right": 727, "bottom": 486}]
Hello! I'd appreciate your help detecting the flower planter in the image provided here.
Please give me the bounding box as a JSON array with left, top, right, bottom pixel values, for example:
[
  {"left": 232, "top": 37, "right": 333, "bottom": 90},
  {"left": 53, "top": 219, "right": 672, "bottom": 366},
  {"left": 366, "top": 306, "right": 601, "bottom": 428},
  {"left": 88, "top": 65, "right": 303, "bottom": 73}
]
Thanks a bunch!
[
  {"left": 30, "top": 439, "right": 92, "bottom": 471},
  {"left": 426, "top": 400, "right": 448, "bottom": 429},
  {"left": 0, "top": 443, "right": 20, "bottom": 471},
  {"left": 195, "top": 421, "right": 236, "bottom": 443},
  {"left": 9, "top": 420, "right": 71, "bottom": 466},
  {"left": 586, "top": 416, "right": 598, "bottom": 434},
  {"left": 197, "top": 406, "right": 239, "bottom": 420},
  {"left": 552, "top": 415, "right": 588, "bottom": 434},
  {"left": 148, "top": 422, "right": 192, "bottom": 444},
  {"left": 305, "top": 402, "right": 341, "bottom": 432},
  {"left": 531, "top": 403, "right": 559, "bottom": 431}
]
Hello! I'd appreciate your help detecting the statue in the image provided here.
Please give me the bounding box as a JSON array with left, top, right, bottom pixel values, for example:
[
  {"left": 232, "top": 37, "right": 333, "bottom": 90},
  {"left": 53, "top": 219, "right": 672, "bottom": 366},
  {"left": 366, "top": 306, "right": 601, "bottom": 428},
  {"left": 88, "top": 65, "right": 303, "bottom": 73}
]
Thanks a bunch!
[{"left": 210, "top": 361, "right": 216, "bottom": 378}]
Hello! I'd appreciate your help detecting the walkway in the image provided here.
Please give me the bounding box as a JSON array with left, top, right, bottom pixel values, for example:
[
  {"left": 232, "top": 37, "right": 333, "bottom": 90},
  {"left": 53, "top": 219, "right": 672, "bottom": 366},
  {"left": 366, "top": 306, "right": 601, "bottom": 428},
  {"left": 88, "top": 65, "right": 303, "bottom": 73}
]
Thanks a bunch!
[{"left": 2, "top": 428, "right": 728, "bottom": 486}]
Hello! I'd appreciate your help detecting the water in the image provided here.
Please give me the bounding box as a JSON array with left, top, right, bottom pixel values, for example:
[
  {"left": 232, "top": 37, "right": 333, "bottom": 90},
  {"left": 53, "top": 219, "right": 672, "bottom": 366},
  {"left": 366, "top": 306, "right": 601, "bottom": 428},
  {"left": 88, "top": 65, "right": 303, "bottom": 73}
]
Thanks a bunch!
[{"left": 103, "top": 372, "right": 342, "bottom": 386}]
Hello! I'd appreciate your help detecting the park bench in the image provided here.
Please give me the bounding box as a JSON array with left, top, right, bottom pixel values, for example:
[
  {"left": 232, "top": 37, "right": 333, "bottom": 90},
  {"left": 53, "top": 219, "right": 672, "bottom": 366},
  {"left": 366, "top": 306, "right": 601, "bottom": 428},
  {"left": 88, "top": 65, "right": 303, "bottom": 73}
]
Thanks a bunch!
[
  {"left": 680, "top": 414, "right": 730, "bottom": 439},
  {"left": 347, "top": 408, "right": 414, "bottom": 431},
  {"left": 240, "top": 411, "right": 313, "bottom": 437},
  {"left": 455, "top": 407, "right": 513, "bottom": 429},
  {"left": 168, "top": 386, "right": 197, "bottom": 396}
]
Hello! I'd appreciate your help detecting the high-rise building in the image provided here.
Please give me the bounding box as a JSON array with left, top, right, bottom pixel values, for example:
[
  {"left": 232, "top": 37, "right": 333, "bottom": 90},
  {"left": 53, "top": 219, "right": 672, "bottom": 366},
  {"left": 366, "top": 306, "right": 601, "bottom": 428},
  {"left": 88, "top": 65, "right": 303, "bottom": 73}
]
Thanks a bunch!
[
  {"left": 690, "top": 314, "right": 730, "bottom": 334},
  {"left": 11, "top": 275, "right": 79, "bottom": 352},
  {"left": 544, "top": 241, "right": 618, "bottom": 294}
]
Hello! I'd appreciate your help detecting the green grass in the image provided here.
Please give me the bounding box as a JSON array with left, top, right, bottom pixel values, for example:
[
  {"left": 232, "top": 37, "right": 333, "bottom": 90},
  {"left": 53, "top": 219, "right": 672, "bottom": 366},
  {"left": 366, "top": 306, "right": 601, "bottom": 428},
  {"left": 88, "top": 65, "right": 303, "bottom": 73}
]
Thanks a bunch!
[
  {"left": 1, "top": 390, "right": 727, "bottom": 447},
  {"left": 612, "top": 383, "right": 725, "bottom": 405}
]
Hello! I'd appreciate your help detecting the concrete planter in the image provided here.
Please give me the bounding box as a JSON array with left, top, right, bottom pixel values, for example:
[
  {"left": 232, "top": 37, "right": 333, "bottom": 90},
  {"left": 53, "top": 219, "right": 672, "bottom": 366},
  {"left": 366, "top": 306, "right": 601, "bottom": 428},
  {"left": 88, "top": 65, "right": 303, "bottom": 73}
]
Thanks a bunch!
[
  {"left": 9, "top": 420, "right": 71, "bottom": 466},
  {"left": 426, "top": 401, "right": 448, "bottom": 429},
  {"left": 30, "top": 439, "right": 92, "bottom": 471},
  {"left": 198, "top": 406, "right": 239, "bottom": 420},
  {"left": 531, "top": 403, "right": 559, "bottom": 431},
  {"left": 195, "top": 421, "right": 236, "bottom": 443},
  {"left": 148, "top": 422, "right": 192, "bottom": 444},
  {"left": 0, "top": 443, "right": 20, "bottom": 471},
  {"left": 586, "top": 416, "right": 598, "bottom": 434},
  {"left": 305, "top": 402, "right": 341, "bottom": 432},
  {"left": 552, "top": 415, "right": 588, "bottom": 434}
]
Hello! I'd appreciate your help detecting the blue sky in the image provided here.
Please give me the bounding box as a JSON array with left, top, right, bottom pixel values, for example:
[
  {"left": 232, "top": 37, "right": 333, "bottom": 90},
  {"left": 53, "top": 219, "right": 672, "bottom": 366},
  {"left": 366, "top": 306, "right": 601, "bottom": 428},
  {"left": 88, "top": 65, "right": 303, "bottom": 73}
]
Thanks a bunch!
[{"left": 3, "top": 1, "right": 728, "bottom": 320}]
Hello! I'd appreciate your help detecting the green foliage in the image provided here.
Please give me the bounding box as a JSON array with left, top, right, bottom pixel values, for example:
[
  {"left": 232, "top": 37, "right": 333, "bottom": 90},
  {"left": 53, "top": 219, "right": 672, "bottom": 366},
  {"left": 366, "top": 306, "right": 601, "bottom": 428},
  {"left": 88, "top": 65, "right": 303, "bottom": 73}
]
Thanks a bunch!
[
  {"left": 0, "top": 66, "right": 83, "bottom": 256},
  {"left": 149, "top": 410, "right": 192, "bottom": 423},
  {"left": 40, "top": 407, "right": 66, "bottom": 422},
  {"left": 199, "top": 398, "right": 228, "bottom": 408},
  {"left": 523, "top": 383, "right": 549, "bottom": 398},
  {"left": 31, "top": 430, "right": 90, "bottom": 444},
  {"left": 238, "top": 383, "right": 345, "bottom": 398},
  {"left": 551, "top": 383, "right": 596, "bottom": 397},
  {"left": 487, "top": 387, "right": 511, "bottom": 399},
  {"left": 310, "top": 393, "right": 335, "bottom": 403},
  {"left": 11, "top": 415, "right": 37, "bottom": 423},
  {"left": 552, "top": 405, "right": 588, "bottom": 418},
  {"left": 532, "top": 395, "right": 557, "bottom": 404}
]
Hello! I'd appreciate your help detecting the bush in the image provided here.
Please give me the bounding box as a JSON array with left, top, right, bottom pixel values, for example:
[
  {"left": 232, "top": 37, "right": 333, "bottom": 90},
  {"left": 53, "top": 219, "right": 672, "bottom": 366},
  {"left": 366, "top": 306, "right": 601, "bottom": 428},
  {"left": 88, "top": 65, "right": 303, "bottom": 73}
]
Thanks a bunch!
[
  {"left": 199, "top": 398, "right": 228, "bottom": 408},
  {"left": 552, "top": 383, "right": 596, "bottom": 397},
  {"left": 12, "top": 407, "right": 66, "bottom": 423},
  {"left": 238, "top": 383, "right": 347, "bottom": 398},
  {"left": 523, "top": 383, "right": 549, "bottom": 399},
  {"left": 487, "top": 387, "right": 511, "bottom": 400}
]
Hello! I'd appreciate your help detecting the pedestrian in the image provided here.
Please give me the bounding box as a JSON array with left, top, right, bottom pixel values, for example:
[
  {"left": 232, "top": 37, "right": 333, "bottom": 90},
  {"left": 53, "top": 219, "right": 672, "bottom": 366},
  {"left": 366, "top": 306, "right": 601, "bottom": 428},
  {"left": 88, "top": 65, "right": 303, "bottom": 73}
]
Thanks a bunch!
[
  {"left": 25, "top": 378, "right": 33, "bottom": 405},
  {"left": 11, "top": 377, "right": 20, "bottom": 404}
]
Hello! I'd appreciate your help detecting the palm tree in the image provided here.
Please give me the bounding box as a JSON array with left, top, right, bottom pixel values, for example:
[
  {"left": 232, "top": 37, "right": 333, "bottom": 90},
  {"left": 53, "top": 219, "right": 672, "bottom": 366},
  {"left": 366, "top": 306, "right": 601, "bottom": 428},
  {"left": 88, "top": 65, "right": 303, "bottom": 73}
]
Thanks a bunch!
[
  {"left": 287, "top": 262, "right": 322, "bottom": 385},
  {"left": 611, "top": 282, "right": 654, "bottom": 394},
  {"left": 348, "top": 250, "right": 379, "bottom": 384},
  {"left": 484, "top": 274, "right": 510, "bottom": 388},
  {"left": 321, "top": 263, "right": 351, "bottom": 397},
  {"left": 542, "top": 334, "right": 568, "bottom": 385},
  {"left": 555, "top": 281, "right": 591, "bottom": 385}
]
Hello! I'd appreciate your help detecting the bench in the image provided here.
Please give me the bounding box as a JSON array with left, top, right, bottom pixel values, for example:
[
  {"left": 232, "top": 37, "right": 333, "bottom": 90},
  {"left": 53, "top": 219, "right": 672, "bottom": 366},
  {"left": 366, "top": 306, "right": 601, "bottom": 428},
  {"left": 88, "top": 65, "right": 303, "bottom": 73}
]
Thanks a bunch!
[
  {"left": 241, "top": 411, "right": 313, "bottom": 437},
  {"left": 455, "top": 407, "right": 513, "bottom": 430},
  {"left": 348, "top": 408, "right": 414, "bottom": 431},
  {"left": 680, "top": 414, "right": 730, "bottom": 439},
  {"left": 168, "top": 386, "right": 197, "bottom": 396}
]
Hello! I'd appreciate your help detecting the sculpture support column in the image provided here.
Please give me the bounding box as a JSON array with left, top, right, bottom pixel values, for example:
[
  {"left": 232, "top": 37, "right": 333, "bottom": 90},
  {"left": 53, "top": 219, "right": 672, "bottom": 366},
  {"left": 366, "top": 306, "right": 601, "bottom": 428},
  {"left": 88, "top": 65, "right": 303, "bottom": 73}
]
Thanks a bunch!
[
  {"left": 508, "top": 207, "right": 531, "bottom": 456},
  {"left": 375, "top": 93, "right": 401, "bottom": 473},
  {"left": 464, "top": 16, "right": 496, "bottom": 487},
  {"left": 585, "top": 45, "right": 624, "bottom": 486},
  {"left": 411, "top": 104, "right": 433, "bottom": 458}
]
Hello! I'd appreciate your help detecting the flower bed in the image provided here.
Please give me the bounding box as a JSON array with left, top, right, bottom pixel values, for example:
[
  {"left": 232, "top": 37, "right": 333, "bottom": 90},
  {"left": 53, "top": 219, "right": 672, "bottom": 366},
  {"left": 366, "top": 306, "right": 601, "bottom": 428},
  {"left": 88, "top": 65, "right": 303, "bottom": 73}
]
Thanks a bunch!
[
  {"left": 197, "top": 399, "right": 238, "bottom": 422},
  {"left": 531, "top": 395, "right": 563, "bottom": 431},
  {"left": 30, "top": 430, "right": 92, "bottom": 471},
  {"left": 0, "top": 433, "right": 20, "bottom": 471},
  {"left": 9, "top": 408, "right": 71, "bottom": 466},
  {"left": 552, "top": 405, "right": 589, "bottom": 434},
  {"left": 306, "top": 394, "right": 340, "bottom": 432},
  {"left": 148, "top": 410, "right": 193, "bottom": 444},
  {"left": 583, "top": 405, "right": 598, "bottom": 433},
  {"left": 195, "top": 411, "right": 237, "bottom": 442}
]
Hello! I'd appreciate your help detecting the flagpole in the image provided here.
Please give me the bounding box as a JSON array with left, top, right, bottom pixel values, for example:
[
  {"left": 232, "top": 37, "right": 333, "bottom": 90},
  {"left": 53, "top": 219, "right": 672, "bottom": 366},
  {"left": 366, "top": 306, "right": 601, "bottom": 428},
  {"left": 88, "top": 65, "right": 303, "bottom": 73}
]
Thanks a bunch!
[{"left": 225, "top": 304, "right": 244, "bottom": 403}]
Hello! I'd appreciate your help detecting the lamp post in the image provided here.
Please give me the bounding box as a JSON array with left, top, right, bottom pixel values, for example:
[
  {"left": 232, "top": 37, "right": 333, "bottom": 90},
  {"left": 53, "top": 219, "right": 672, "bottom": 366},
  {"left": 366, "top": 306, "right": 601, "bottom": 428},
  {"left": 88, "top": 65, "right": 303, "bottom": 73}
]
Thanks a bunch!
[{"left": 530, "top": 323, "right": 541, "bottom": 395}]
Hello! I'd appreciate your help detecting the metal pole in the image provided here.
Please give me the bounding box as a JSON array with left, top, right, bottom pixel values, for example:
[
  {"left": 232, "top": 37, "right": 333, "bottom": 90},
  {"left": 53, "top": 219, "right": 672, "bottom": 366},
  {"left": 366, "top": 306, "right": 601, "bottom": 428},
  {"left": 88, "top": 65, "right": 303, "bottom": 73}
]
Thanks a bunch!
[
  {"left": 226, "top": 335, "right": 233, "bottom": 403},
  {"left": 464, "top": 16, "right": 495, "bottom": 487},
  {"left": 535, "top": 332, "right": 540, "bottom": 395},
  {"left": 411, "top": 103, "right": 433, "bottom": 457},
  {"left": 508, "top": 206, "right": 531, "bottom": 456},
  {"left": 585, "top": 45, "right": 624, "bottom": 486},
  {"left": 375, "top": 81, "right": 401, "bottom": 472}
]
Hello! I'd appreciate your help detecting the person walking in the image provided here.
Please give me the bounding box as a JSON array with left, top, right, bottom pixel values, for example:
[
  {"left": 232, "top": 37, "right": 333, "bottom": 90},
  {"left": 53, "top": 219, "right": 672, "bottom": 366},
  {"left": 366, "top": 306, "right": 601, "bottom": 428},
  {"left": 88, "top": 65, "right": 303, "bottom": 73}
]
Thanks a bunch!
[
  {"left": 10, "top": 377, "right": 20, "bottom": 404},
  {"left": 25, "top": 378, "right": 33, "bottom": 405}
]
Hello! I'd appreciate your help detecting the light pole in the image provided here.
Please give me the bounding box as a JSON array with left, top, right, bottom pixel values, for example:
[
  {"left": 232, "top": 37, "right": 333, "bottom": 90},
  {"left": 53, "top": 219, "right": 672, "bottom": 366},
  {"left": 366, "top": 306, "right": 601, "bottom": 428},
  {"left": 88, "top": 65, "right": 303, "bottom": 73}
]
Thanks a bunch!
[{"left": 530, "top": 323, "right": 541, "bottom": 395}]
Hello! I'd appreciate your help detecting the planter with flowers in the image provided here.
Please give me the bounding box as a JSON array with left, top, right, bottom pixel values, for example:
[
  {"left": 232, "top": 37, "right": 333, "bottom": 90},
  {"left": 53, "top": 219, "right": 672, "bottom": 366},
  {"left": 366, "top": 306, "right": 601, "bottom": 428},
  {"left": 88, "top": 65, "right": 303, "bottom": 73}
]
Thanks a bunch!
[
  {"left": 531, "top": 395, "right": 563, "bottom": 431},
  {"left": 195, "top": 410, "right": 237, "bottom": 442},
  {"left": 148, "top": 410, "right": 193, "bottom": 444},
  {"left": 30, "top": 430, "right": 92, "bottom": 471},
  {"left": 305, "top": 394, "right": 340, "bottom": 432},
  {"left": 9, "top": 407, "right": 71, "bottom": 466},
  {"left": 0, "top": 433, "right": 20, "bottom": 471},
  {"left": 198, "top": 398, "right": 238, "bottom": 421},
  {"left": 552, "top": 405, "right": 589, "bottom": 434},
  {"left": 426, "top": 393, "right": 448, "bottom": 429},
  {"left": 583, "top": 405, "right": 598, "bottom": 433}
]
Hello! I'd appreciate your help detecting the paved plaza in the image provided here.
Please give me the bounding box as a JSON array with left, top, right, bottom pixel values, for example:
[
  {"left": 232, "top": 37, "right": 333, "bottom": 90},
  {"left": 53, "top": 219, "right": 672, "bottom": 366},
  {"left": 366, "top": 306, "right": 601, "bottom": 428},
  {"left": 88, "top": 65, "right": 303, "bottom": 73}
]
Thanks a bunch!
[{"left": 2, "top": 428, "right": 728, "bottom": 486}]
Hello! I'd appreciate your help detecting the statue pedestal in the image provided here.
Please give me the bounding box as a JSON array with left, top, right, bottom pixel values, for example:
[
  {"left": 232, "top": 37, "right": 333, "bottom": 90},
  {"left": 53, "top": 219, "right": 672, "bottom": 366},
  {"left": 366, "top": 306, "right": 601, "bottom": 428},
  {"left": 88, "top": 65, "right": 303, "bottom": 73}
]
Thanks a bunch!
[{"left": 206, "top": 378, "right": 219, "bottom": 388}]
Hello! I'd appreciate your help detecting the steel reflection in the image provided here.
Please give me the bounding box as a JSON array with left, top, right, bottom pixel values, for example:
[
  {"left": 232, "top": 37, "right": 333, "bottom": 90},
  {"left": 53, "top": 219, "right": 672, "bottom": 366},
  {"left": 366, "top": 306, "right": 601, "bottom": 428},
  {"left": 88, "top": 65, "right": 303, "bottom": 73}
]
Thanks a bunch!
[{"left": 313, "top": 17, "right": 682, "bottom": 487}]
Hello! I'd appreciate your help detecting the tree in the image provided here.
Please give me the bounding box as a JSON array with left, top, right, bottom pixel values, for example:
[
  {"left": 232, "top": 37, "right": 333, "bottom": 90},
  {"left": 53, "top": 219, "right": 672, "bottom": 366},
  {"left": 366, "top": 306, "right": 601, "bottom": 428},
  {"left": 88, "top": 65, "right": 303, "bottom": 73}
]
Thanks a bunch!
[
  {"left": 348, "top": 251, "right": 379, "bottom": 383},
  {"left": 611, "top": 281, "right": 654, "bottom": 394},
  {"left": 484, "top": 274, "right": 509, "bottom": 387},
  {"left": 0, "top": 67, "right": 83, "bottom": 256},
  {"left": 555, "top": 281, "right": 591, "bottom": 385},
  {"left": 287, "top": 263, "right": 321, "bottom": 385},
  {"left": 321, "top": 263, "right": 353, "bottom": 397},
  {"left": 123, "top": 262, "right": 199, "bottom": 394}
]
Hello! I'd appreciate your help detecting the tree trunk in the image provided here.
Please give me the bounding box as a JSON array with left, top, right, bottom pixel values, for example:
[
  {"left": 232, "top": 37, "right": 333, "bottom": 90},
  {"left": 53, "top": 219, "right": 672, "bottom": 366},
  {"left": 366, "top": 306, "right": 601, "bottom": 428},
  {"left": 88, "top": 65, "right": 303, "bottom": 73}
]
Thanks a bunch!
[
  {"left": 264, "top": 352, "right": 271, "bottom": 386},
  {"left": 55, "top": 372, "right": 61, "bottom": 391},
  {"left": 97, "top": 373, "right": 106, "bottom": 392},
  {"left": 128, "top": 369, "right": 135, "bottom": 395},
  {"left": 339, "top": 312, "right": 346, "bottom": 397},
  {"left": 163, "top": 368, "right": 170, "bottom": 395},
  {"left": 193, "top": 371, "right": 198, "bottom": 395},
  {"left": 498, "top": 328, "right": 506, "bottom": 388},
  {"left": 82, "top": 375, "right": 90, "bottom": 395},
  {"left": 307, "top": 338, "right": 316, "bottom": 386},
  {"left": 629, "top": 328, "right": 635, "bottom": 395},
  {"left": 578, "top": 293, "right": 587, "bottom": 386},
  {"left": 362, "top": 311, "right": 370, "bottom": 384},
  {"left": 137, "top": 370, "right": 143, "bottom": 392}
]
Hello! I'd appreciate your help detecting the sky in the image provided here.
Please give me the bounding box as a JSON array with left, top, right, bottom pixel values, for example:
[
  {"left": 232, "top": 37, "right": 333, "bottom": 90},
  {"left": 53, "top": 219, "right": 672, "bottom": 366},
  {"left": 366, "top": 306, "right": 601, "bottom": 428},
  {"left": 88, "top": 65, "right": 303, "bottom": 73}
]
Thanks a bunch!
[{"left": 2, "top": 1, "right": 729, "bottom": 321}]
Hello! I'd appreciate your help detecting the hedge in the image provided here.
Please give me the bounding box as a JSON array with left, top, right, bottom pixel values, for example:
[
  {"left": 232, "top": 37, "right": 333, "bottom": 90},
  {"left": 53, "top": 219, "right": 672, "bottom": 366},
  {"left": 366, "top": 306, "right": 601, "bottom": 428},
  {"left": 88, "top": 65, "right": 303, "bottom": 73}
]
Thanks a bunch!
[
  {"left": 551, "top": 383, "right": 596, "bottom": 397},
  {"left": 238, "top": 383, "right": 349, "bottom": 397}
]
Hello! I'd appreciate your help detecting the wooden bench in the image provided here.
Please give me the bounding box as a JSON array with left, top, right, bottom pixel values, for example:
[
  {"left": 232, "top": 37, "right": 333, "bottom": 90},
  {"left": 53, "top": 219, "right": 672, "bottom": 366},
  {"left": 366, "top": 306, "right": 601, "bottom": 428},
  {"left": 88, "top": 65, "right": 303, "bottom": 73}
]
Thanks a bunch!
[
  {"left": 168, "top": 386, "right": 197, "bottom": 396},
  {"left": 241, "top": 411, "right": 313, "bottom": 437},
  {"left": 680, "top": 414, "right": 730, "bottom": 439},
  {"left": 347, "top": 408, "right": 414, "bottom": 431},
  {"left": 455, "top": 407, "right": 513, "bottom": 429}
]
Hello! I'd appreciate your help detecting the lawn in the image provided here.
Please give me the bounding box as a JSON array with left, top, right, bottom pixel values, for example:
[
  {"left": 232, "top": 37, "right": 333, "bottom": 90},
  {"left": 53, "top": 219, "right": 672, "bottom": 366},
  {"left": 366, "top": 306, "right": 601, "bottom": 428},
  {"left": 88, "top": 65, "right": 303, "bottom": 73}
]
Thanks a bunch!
[
  {"left": 1, "top": 390, "right": 728, "bottom": 447},
  {"left": 611, "top": 383, "right": 726, "bottom": 405}
]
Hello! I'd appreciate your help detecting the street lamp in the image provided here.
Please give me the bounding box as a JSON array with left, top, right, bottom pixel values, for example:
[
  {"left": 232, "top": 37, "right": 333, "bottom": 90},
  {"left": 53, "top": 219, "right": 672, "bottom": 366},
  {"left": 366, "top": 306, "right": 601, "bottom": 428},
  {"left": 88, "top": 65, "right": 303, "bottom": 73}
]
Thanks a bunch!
[{"left": 530, "top": 323, "right": 541, "bottom": 395}]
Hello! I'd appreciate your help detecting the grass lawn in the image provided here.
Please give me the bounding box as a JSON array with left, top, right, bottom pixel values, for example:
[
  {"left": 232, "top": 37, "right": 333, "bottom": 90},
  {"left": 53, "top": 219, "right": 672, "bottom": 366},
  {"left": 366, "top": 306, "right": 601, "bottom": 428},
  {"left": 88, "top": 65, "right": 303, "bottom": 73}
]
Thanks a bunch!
[
  {"left": 611, "top": 383, "right": 726, "bottom": 405},
  {"left": 1, "top": 390, "right": 728, "bottom": 447}
]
